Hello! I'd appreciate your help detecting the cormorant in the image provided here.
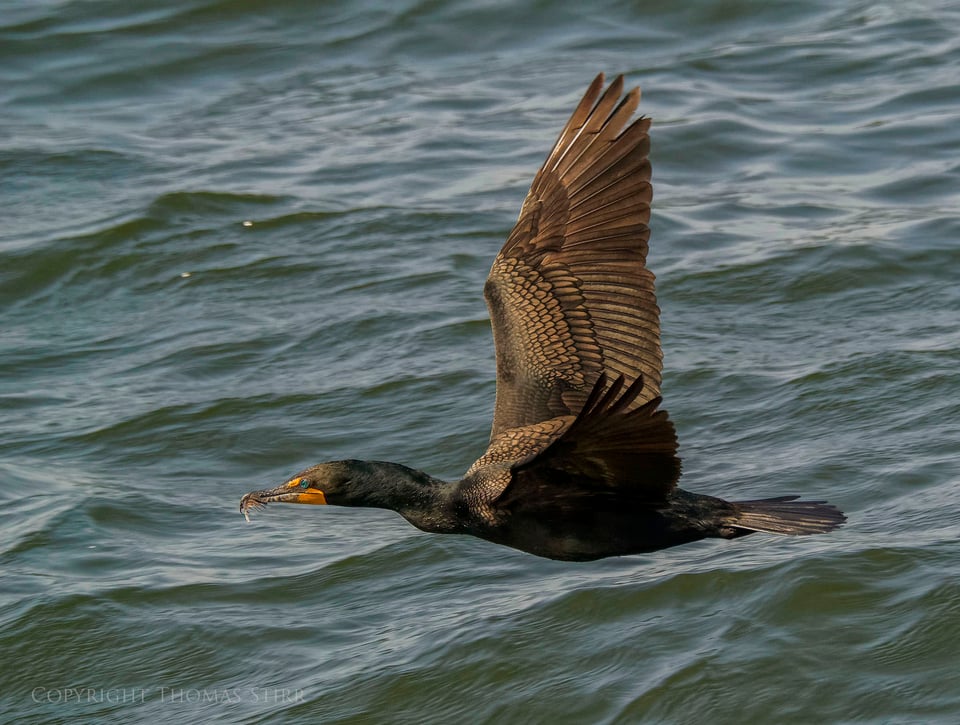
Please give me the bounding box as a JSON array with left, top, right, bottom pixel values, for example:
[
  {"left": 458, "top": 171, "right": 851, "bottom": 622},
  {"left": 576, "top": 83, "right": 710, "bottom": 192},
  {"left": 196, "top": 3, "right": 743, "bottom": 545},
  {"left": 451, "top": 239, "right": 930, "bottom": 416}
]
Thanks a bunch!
[{"left": 240, "top": 74, "right": 845, "bottom": 561}]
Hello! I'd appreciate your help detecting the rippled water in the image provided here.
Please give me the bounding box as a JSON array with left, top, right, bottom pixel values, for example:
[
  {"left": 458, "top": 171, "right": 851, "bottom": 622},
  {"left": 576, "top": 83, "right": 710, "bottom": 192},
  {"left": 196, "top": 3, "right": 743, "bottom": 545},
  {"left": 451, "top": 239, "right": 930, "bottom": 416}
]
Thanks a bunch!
[{"left": 3, "top": 0, "right": 959, "bottom": 722}]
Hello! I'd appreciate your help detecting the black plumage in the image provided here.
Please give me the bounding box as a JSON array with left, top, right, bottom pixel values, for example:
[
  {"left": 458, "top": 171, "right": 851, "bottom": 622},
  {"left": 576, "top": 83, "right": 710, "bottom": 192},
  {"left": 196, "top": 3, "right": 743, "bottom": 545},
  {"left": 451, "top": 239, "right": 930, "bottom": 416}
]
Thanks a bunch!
[{"left": 239, "top": 74, "right": 845, "bottom": 561}]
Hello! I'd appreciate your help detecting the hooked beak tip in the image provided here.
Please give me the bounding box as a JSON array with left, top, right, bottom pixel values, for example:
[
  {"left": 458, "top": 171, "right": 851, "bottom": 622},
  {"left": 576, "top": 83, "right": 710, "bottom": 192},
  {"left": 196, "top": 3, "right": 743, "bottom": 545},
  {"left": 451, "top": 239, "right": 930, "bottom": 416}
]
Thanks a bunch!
[{"left": 239, "top": 491, "right": 267, "bottom": 522}]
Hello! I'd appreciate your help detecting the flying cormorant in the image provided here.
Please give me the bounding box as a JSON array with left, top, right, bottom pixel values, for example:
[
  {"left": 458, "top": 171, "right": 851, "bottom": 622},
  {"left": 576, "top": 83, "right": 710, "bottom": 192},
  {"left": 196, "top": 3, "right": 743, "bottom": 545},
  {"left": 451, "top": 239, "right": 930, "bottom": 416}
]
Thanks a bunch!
[{"left": 240, "top": 74, "right": 845, "bottom": 561}]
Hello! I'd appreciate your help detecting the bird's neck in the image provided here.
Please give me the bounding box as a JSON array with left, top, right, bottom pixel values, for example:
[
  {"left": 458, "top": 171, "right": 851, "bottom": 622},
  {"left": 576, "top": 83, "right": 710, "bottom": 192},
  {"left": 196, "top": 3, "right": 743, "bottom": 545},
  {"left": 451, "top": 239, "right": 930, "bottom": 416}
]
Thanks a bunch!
[{"left": 344, "top": 460, "right": 458, "bottom": 534}]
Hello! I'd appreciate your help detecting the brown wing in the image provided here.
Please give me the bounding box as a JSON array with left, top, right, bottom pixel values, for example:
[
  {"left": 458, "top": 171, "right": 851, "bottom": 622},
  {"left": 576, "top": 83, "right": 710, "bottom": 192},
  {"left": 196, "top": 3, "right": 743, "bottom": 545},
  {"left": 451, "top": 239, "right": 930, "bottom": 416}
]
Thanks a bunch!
[
  {"left": 494, "top": 374, "right": 681, "bottom": 511},
  {"left": 485, "top": 73, "right": 660, "bottom": 440}
]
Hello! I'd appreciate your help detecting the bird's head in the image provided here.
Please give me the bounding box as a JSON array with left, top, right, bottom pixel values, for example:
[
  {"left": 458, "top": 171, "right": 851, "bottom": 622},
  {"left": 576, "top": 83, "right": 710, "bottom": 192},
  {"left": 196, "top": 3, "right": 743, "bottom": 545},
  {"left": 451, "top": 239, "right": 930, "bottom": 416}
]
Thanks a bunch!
[
  {"left": 239, "top": 459, "right": 450, "bottom": 527},
  {"left": 239, "top": 461, "right": 359, "bottom": 520}
]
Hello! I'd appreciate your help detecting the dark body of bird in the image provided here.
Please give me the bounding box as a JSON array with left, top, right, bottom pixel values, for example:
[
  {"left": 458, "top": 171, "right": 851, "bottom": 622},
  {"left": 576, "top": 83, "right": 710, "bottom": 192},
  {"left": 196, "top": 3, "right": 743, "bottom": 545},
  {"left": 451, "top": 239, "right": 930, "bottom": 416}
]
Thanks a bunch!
[{"left": 240, "top": 74, "right": 845, "bottom": 561}]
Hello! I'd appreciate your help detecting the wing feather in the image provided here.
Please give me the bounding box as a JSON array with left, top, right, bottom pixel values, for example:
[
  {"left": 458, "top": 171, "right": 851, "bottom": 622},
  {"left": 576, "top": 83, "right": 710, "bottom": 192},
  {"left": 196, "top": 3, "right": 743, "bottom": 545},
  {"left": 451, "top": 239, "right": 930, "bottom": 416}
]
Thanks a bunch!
[
  {"left": 493, "top": 375, "right": 681, "bottom": 511},
  {"left": 483, "top": 74, "right": 662, "bottom": 440}
]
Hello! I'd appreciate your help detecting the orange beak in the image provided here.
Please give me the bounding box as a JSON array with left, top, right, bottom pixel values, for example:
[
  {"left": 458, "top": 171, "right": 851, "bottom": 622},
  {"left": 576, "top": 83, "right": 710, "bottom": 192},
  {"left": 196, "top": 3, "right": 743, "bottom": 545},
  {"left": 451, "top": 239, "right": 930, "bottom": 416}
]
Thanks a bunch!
[{"left": 240, "top": 477, "right": 327, "bottom": 521}]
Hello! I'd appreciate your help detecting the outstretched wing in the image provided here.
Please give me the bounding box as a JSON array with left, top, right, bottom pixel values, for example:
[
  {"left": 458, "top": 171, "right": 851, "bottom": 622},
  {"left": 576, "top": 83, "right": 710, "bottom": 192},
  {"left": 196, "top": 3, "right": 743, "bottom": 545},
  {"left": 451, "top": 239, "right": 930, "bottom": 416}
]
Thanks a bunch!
[
  {"left": 485, "top": 73, "right": 660, "bottom": 439},
  {"left": 494, "top": 374, "right": 681, "bottom": 512}
]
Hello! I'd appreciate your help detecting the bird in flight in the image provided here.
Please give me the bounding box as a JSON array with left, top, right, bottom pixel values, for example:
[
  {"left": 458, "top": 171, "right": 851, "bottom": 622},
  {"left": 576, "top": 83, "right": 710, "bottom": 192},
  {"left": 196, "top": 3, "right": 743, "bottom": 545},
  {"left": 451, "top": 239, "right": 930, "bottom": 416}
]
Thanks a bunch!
[{"left": 240, "top": 74, "right": 845, "bottom": 561}]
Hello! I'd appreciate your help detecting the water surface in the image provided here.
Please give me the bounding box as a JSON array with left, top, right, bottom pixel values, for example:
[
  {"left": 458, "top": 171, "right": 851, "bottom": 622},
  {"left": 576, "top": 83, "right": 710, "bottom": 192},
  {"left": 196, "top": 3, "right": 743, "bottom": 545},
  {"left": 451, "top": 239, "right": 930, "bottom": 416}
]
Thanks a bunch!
[{"left": 2, "top": 1, "right": 959, "bottom": 722}]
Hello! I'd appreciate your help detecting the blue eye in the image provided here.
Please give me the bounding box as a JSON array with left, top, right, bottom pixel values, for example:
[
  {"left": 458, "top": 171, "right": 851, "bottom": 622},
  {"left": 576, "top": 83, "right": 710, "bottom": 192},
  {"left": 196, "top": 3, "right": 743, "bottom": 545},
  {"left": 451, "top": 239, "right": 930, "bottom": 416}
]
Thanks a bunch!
[{"left": 299, "top": 479, "right": 309, "bottom": 488}]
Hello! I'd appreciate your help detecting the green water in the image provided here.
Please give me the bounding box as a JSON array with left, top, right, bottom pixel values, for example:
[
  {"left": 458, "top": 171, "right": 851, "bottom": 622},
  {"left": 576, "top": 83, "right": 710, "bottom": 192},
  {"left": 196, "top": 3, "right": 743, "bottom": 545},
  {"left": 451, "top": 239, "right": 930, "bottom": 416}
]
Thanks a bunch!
[{"left": 3, "top": 1, "right": 959, "bottom": 722}]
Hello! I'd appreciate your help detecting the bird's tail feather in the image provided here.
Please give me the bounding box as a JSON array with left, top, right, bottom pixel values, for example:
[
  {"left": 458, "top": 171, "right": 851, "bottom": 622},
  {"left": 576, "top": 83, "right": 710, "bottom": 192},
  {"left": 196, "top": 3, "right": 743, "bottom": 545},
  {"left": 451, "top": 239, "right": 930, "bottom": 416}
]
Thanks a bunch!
[{"left": 731, "top": 495, "right": 846, "bottom": 535}]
